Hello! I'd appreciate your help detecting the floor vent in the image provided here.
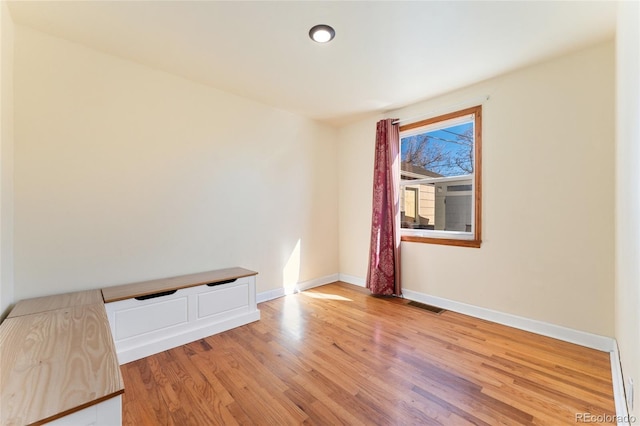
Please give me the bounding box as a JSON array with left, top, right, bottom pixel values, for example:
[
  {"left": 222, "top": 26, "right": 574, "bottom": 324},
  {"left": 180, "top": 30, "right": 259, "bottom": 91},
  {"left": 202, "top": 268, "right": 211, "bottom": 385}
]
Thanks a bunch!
[{"left": 407, "top": 301, "right": 445, "bottom": 314}]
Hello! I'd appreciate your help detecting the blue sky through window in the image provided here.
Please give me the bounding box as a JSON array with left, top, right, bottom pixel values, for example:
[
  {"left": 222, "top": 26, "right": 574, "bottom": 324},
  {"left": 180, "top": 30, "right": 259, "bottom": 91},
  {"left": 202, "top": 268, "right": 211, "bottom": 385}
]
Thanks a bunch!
[{"left": 401, "top": 122, "right": 474, "bottom": 177}]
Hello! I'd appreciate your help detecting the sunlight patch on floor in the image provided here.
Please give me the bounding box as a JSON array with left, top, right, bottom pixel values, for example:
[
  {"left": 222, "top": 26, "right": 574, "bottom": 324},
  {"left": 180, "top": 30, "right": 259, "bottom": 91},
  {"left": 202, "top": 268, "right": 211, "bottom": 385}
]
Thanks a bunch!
[
  {"left": 280, "top": 294, "right": 304, "bottom": 339},
  {"left": 301, "top": 292, "right": 352, "bottom": 302}
]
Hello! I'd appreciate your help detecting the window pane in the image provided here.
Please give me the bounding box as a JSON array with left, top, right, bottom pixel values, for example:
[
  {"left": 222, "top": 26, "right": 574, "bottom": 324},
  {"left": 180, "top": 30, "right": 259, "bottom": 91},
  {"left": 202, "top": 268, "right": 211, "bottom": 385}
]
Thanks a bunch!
[
  {"left": 400, "top": 183, "right": 435, "bottom": 229},
  {"left": 400, "top": 114, "right": 476, "bottom": 235},
  {"left": 400, "top": 178, "right": 472, "bottom": 231},
  {"left": 401, "top": 121, "right": 474, "bottom": 179}
]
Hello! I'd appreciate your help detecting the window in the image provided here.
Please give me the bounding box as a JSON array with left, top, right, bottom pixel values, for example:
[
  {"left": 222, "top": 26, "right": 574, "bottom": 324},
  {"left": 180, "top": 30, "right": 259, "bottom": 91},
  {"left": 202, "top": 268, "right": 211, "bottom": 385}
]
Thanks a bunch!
[{"left": 399, "top": 105, "right": 482, "bottom": 248}]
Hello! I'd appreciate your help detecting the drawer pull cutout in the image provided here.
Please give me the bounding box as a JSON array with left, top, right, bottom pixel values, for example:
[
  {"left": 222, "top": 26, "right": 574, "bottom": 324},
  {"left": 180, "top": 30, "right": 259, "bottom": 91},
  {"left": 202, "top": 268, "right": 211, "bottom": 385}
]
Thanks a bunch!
[
  {"left": 135, "top": 290, "right": 177, "bottom": 301},
  {"left": 206, "top": 278, "right": 237, "bottom": 287}
]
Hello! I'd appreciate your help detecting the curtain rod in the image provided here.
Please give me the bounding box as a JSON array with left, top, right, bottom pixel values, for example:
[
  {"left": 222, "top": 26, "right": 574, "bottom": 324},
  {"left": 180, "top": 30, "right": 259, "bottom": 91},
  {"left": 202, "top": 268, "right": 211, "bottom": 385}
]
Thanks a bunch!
[{"left": 391, "top": 95, "right": 490, "bottom": 126}]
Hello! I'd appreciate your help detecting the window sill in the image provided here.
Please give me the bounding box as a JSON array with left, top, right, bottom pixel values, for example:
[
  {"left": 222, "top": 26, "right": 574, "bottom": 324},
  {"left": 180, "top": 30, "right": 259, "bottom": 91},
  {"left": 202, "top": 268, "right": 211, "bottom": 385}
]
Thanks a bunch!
[{"left": 401, "top": 235, "right": 482, "bottom": 248}]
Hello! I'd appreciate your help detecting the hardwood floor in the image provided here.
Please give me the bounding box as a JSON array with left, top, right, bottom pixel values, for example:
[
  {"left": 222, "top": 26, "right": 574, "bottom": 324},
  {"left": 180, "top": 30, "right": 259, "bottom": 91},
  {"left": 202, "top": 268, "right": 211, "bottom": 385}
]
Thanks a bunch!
[{"left": 121, "top": 282, "right": 615, "bottom": 425}]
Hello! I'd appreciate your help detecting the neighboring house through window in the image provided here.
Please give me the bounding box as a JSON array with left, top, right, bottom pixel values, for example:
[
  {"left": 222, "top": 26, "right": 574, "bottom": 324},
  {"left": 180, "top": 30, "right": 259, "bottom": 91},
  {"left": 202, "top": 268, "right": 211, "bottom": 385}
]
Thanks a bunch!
[{"left": 399, "top": 105, "right": 482, "bottom": 248}]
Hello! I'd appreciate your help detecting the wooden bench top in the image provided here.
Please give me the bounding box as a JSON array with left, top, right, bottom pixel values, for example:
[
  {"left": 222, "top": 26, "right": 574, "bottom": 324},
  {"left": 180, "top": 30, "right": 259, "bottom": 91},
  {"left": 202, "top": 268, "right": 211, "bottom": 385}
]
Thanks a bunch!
[
  {"left": 101, "top": 267, "right": 258, "bottom": 303},
  {"left": 1, "top": 267, "right": 253, "bottom": 424},
  {"left": 0, "top": 303, "right": 124, "bottom": 425},
  {"left": 7, "top": 289, "right": 103, "bottom": 318}
]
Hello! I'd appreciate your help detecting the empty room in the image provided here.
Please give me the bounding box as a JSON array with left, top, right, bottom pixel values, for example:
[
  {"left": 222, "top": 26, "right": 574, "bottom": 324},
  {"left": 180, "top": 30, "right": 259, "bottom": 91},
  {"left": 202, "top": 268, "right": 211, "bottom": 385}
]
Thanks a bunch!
[{"left": 0, "top": 1, "right": 638, "bottom": 425}]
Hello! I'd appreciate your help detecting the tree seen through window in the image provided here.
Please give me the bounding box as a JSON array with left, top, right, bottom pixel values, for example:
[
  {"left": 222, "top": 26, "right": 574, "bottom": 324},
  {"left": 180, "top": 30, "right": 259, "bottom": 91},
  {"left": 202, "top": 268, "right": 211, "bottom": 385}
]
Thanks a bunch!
[{"left": 401, "top": 122, "right": 473, "bottom": 178}]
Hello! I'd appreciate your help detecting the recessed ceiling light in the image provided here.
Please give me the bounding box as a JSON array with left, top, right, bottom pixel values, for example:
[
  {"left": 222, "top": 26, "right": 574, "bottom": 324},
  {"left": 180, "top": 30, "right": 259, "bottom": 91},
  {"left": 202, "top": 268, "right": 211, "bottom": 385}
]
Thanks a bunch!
[{"left": 309, "top": 24, "right": 335, "bottom": 43}]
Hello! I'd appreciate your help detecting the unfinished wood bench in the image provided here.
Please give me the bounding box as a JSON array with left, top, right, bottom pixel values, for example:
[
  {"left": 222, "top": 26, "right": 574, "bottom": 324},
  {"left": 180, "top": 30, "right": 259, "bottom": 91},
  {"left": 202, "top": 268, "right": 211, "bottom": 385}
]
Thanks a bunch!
[
  {"left": 102, "top": 267, "right": 260, "bottom": 364},
  {"left": 0, "top": 290, "right": 124, "bottom": 426}
]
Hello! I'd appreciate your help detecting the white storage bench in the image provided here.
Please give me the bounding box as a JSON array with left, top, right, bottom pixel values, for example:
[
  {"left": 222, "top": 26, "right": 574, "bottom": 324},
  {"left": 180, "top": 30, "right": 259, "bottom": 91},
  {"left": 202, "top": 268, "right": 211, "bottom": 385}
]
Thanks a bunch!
[{"left": 102, "top": 267, "right": 260, "bottom": 364}]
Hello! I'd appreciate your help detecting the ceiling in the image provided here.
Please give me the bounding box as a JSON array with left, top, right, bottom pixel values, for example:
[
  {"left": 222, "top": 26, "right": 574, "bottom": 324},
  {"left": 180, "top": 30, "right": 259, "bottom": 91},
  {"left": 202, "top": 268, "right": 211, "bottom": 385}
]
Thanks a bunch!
[{"left": 8, "top": 1, "right": 617, "bottom": 126}]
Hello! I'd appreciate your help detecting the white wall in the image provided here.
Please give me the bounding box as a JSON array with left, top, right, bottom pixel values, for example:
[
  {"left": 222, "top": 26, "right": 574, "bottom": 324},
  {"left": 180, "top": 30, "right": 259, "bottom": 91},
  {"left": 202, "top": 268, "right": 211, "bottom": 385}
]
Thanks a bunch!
[
  {"left": 13, "top": 26, "right": 338, "bottom": 299},
  {"left": 615, "top": 0, "right": 640, "bottom": 417},
  {"left": 0, "top": 1, "right": 15, "bottom": 319},
  {"left": 338, "top": 42, "right": 615, "bottom": 337}
]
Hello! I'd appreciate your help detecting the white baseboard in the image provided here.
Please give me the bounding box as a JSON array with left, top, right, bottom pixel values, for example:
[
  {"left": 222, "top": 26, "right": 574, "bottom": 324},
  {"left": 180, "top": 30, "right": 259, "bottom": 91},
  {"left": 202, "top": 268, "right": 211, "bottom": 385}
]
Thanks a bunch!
[
  {"left": 257, "top": 273, "right": 340, "bottom": 303},
  {"left": 256, "top": 287, "right": 285, "bottom": 304},
  {"left": 611, "top": 343, "right": 632, "bottom": 426},
  {"left": 297, "top": 273, "right": 340, "bottom": 292},
  {"left": 401, "top": 289, "right": 615, "bottom": 352},
  {"left": 331, "top": 281, "right": 616, "bottom": 352},
  {"left": 338, "top": 273, "right": 366, "bottom": 287}
]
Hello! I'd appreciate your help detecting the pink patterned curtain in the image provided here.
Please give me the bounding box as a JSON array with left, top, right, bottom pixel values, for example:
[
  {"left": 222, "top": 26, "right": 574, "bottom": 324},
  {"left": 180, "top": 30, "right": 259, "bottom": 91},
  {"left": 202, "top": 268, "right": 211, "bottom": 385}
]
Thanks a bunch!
[{"left": 366, "top": 119, "right": 401, "bottom": 296}]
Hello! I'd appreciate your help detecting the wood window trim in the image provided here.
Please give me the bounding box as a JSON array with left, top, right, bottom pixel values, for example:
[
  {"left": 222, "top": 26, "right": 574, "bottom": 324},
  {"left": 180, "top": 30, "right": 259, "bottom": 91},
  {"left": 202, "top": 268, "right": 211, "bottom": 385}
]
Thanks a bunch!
[
  {"left": 399, "top": 105, "right": 482, "bottom": 248},
  {"left": 401, "top": 235, "right": 482, "bottom": 248}
]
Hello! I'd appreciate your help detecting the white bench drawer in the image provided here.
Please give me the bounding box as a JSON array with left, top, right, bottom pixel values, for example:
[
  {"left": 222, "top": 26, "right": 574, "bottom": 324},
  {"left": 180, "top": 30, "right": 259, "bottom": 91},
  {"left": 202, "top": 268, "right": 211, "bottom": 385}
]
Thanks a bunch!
[
  {"left": 198, "top": 283, "right": 248, "bottom": 319},
  {"left": 114, "top": 296, "right": 188, "bottom": 340}
]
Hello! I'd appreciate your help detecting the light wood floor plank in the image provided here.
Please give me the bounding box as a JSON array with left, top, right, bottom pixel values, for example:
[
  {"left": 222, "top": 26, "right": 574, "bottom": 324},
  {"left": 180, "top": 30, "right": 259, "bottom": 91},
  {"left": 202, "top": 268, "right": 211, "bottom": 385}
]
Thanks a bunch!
[{"left": 121, "top": 282, "right": 615, "bottom": 425}]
